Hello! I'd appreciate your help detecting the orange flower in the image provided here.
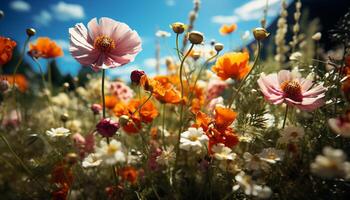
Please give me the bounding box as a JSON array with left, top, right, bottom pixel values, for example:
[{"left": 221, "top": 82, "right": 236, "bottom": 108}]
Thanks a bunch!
[
  {"left": 119, "top": 166, "right": 138, "bottom": 184},
  {"left": 214, "top": 106, "right": 237, "bottom": 130},
  {"left": 195, "top": 108, "right": 239, "bottom": 151},
  {"left": 113, "top": 97, "right": 159, "bottom": 133},
  {"left": 141, "top": 75, "right": 181, "bottom": 104},
  {"left": 104, "top": 95, "right": 118, "bottom": 109},
  {"left": 29, "top": 37, "right": 63, "bottom": 59},
  {"left": 0, "top": 36, "right": 17, "bottom": 65},
  {"left": 219, "top": 24, "right": 237, "bottom": 35},
  {"left": 2, "top": 74, "right": 28, "bottom": 92},
  {"left": 212, "top": 52, "right": 250, "bottom": 80}
]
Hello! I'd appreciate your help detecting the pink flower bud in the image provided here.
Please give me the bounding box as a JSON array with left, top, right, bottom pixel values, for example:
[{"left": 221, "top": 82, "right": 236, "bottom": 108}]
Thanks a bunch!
[
  {"left": 96, "top": 118, "right": 120, "bottom": 137},
  {"left": 130, "top": 70, "right": 145, "bottom": 84}
]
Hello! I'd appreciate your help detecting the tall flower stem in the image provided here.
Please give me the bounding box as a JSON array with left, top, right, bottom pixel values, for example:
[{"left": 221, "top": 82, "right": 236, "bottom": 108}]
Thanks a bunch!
[
  {"left": 0, "top": 134, "right": 45, "bottom": 190},
  {"left": 175, "top": 33, "right": 183, "bottom": 62},
  {"left": 175, "top": 44, "right": 194, "bottom": 168},
  {"left": 228, "top": 40, "right": 261, "bottom": 108},
  {"left": 188, "top": 52, "right": 218, "bottom": 105},
  {"left": 162, "top": 104, "right": 167, "bottom": 150},
  {"left": 12, "top": 35, "right": 31, "bottom": 120},
  {"left": 101, "top": 69, "right": 118, "bottom": 185},
  {"left": 282, "top": 105, "right": 289, "bottom": 129}
]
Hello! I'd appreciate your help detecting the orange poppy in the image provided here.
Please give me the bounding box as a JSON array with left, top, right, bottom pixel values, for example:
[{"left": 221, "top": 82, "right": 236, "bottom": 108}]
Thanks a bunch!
[
  {"left": 2, "top": 74, "right": 28, "bottom": 92},
  {"left": 219, "top": 24, "right": 237, "bottom": 35},
  {"left": 0, "top": 36, "right": 17, "bottom": 65},
  {"left": 195, "top": 108, "right": 239, "bottom": 151},
  {"left": 119, "top": 166, "right": 138, "bottom": 184},
  {"left": 212, "top": 52, "right": 250, "bottom": 81},
  {"left": 29, "top": 37, "right": 63, "bottom": 59},
  {"left": 214, "top": 106, "right": 237, "bottom": 130},
  {"left": 141, "top": 75, "right": 182, "bottom": 104},
  {"left": 113, "top": 97, "right": 159, "bottom": 134},
  {"left": 104, "top": 95, "right": 118, "bottom": 109}
]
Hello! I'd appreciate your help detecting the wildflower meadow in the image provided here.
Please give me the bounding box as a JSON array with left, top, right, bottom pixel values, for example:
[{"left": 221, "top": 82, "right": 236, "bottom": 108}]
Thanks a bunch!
[{"left": 1, "top": 0, "right": 350, "bottom": 199}]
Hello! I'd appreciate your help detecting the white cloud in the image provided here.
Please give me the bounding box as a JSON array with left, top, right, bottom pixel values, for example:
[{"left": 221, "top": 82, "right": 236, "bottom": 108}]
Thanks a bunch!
[
  {"left": 33, "top": 10, "right": 52, "bottom": 26},
  {"left": 211, "top": 15, "right": 238, "bottom": 24},
  {"left": 54, "top": 39, "right": 70, "bottom": 51},
  {"left": 165, "top": 0, "right": 175, "bottom": 6},
  {"left": 51, "top": 1, "right": 85, "bottom": 21},
  {"left": 143, "top": 58, "right": 166, "bottom": 68},
  {"left": 10, "top": 0, "right": 31, "bottom": 12},
  {"left": 211, "top": 0, "right": 284, "bottom": 24},
  {"left": 234, "top": 0, "right": 281, "bottom": 21}
]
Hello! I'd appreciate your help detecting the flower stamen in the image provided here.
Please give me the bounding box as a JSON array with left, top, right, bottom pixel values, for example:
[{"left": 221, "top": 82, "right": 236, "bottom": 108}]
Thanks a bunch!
[
  {"left": 281, "top": 80, "right": 302, "bottom": 102},
  {"left": 94, "top": 35, "right": 115, "bottom": 52}
]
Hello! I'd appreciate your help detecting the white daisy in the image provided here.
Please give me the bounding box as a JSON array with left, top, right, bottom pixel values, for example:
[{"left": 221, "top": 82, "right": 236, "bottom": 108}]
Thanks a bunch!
[
  {"left": 179, "top": 127, "right": 208, "bottom": 152},
  {"left": 82, "top": 153, "right": 102, "bottom": 168},
  {"left": 46, "top": 127, "right": 70, "bottom": 138},
  {"left": 311, "top": 146, "right": 350, "bottom": 179},
  {"left": 212, "top": 143, "right": 236, "bottom": 161},
  {"left": 278, "top": 126, "right": 305, "bottom": 144},
  {"left": 95, "top": 139, "right": 126, "bottom": 165},
  {"left": 156, "top": 146, "right": 176, "bottom": 166},
  {"left": 258, "top": 148, "right": 284, "bottom": 164}
]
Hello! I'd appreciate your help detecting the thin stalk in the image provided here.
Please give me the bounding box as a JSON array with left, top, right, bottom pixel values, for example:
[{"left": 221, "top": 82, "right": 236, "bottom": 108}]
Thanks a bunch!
[
  {"left": 101, "top": 69, "right": 119, "bottom": 186},
  {"left": 132, "top": 92, "right": 153, "bottom": 116},
  {"left": 228, "top": 40, "right": 261, "bottom": 108},
  {"left": 162, "top": 104, "right": 167, "bottom": 150},
  {"left": 175, "top": 43, "right": 194, "bottom": 169},
  {"left": 175, "top": 33, "right": 182, "bottom": 62},
  {"left": 282, "top": 105, "right": 289, "bottom": 129},
  {"left": 188, "top": 52, "right": 219, "bottom": 105}
]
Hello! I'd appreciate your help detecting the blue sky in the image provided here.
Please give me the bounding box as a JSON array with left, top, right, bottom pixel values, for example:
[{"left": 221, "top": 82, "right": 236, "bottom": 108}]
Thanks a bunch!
[{"left": 0, "top": 0, "right": 291, "bottom": 80}]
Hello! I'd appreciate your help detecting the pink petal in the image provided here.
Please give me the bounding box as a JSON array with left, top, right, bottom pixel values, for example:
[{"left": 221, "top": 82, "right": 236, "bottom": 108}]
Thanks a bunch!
[
  {"left": 277, "top": 70, "right": 291, "bottom": 84},
  {"left": 303, "top": 84, "right": 327, "bottom": 97},
  {"left": 300, "top": 78, "right": 313, "bottom": 91},
  {"left": 87, "top": 18, "right": 100, "bottom": 42}
]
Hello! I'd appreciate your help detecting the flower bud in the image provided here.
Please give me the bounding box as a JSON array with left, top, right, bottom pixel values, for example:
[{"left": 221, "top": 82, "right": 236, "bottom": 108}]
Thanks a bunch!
[
  {"left": 192, "top": 51, "right": 201, "bottom": 60},
  {"left": 0, "top": 79, "right": 9, "bottom": 93},
  {"left": 60, "top": 113, "right": 69, "bottom": 123},
  {"left": 130, "top": 70, "right": 145, "bottom": 84},
  {"left": 65, "top": 152, "right": 78, "bottom": 165},
  {"left": 214, "top": 43, "right": 224, "bottom": 52},
  {"left": 91, "top": 104, "right": 102, "bottom": 115},
  {"left": 96, "top": 118, "right": 120, "bottom": 137},
  {"left": 119, "top": 115, "right": 130, "bottom": 127},
  {"left": 188, "top": 31, "right": 204, "bottom": 44},
  {"left": 253, "top": 27, "right": 270, "bottom": 41},
  {"left": 171, "top": 22, "right": 186, "bottom": 34},
  {"left": 63, "top": 82, "right": 70, "bottom": 89},
  {"left": 26, "top": 28, "right": 36, "bottom": 37},
  {"left": 312, "top": 32, "right": 322, "bottom": 41}
]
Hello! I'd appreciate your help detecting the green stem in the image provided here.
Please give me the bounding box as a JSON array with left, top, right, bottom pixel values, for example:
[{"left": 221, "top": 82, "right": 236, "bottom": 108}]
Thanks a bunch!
[
  {"left": 101, "top": 69, "right": 118, "bottom": 186},
  {"left": 282, "top": 105, "right": 289, "bottom": 129},
  {"left": 175, "top": 33, "right": 182, "bottom": 62},
  {"left": 175, "top": 43, "right": 194, "bottom": 169},
  {"left": 132, "top": 92, "right": 153, "bottom": 116},
  {"left": 228, "top": 40, "right": 261, "bottom": 108},
  {"left": 188, "top": 52, "right": 219, "bottom": 105},
  {"left": 0, "top": 134, "right": 45, "bottom": 189},
  {"left": 162, "top": 104, "right": 167, "bottom": 150},
  {"left": 102, "top": 69, "right": 106, "bottom": 119}
]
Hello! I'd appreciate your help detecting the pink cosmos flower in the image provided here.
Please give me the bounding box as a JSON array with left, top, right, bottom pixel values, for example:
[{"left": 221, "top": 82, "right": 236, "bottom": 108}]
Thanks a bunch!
[
  {"left": 69, "top": 17, "right": 142, "bottom": 71},
  {"left": 257, "top": 70, "right": 326, "bottom": 111}
]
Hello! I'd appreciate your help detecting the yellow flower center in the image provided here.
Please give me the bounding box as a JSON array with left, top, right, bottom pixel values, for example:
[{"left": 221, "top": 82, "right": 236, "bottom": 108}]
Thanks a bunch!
[
  {"left": 94, "top": 35, "right": 115, "bottom": 52},
  {"left": 280, "top": 80, "right": 302, "bottom": 102},
  {"left": 107, "top": 145, "right": 118, "bottom": 154},
  {"left": 189, "top": 135, "right": 199, "bottom": 142}
]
